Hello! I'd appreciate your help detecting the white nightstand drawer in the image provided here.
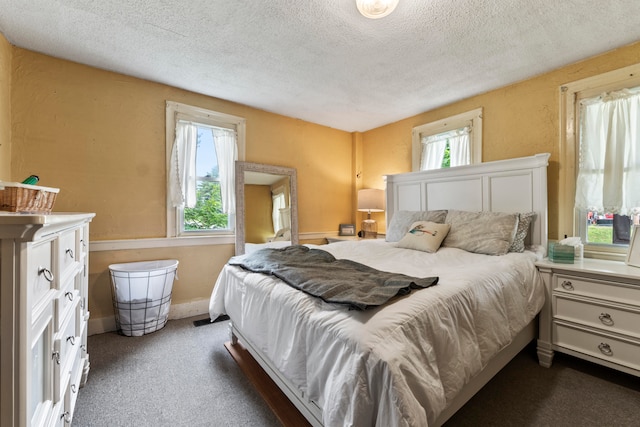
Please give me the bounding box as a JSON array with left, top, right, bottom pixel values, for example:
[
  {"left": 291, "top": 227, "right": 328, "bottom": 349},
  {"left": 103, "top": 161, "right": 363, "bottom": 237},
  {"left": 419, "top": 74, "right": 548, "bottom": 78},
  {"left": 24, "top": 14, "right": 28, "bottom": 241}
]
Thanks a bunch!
[
  {"left": 553, "top": 273, "right": 640, "bottom": 304},
  {"left": 554, "top": 323, "right": 640, "bottom": 371},
  {"left": 554, "top": 295, "right": 640, "bottom": 339}
]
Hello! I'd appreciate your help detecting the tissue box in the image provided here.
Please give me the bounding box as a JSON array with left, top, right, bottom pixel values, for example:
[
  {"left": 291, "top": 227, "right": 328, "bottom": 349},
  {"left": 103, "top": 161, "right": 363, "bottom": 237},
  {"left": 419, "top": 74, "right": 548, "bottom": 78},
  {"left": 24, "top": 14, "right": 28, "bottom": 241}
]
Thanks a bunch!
[{"left": 548, "top": 243, "right": 575, "bottom": 264}]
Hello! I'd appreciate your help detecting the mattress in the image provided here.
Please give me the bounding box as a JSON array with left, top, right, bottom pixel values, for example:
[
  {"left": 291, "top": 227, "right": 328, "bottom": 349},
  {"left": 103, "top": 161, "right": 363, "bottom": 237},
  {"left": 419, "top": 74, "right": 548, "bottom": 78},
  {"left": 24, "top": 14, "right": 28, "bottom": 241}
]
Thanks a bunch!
[{"left": 209, "top": 240, "right": 545, "bottom": 426}]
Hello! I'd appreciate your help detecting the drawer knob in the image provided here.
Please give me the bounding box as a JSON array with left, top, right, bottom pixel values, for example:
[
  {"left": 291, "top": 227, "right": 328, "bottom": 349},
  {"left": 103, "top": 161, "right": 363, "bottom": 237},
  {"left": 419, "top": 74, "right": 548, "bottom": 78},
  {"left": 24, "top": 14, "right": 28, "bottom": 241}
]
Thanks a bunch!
[
  {"left": 598, "top": 342, "right": 613, "bottom": 356},
  {"left": 39, "top": 267, "right": 54, "bottom": 282},
  {"left": 65, "top": 291, "right": 74, "bottom": 301},
  {"left": 560, "top": 280, "right": 574, "bottom": 291},
  {"left": 61, "top": 411, "right": 71, "bottom": 424},
  {"left": 67, "top": 336, "right": 76, "bottom": 345},
  {"left": 598, "top": 313, "right": 614, "bottom": 326},
  {"left": 80, "top": 239, "right": 86, "bottom": 248},
  {"left": 66, "top": 248, "right": 74, "bottom": 259},
  {"left": 52, "top": 351, "right": 61, "bottom": 365},
  {"left": 71, "top": 384, "right": 77, "bottom": 393}
]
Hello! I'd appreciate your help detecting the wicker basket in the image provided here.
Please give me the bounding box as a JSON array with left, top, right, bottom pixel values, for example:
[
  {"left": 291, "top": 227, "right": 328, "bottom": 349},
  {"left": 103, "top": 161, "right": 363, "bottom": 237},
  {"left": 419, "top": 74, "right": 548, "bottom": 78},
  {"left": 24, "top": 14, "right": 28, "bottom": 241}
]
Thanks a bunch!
[{"left": 0, "top": 182, "right": 59, "bottom": 213}]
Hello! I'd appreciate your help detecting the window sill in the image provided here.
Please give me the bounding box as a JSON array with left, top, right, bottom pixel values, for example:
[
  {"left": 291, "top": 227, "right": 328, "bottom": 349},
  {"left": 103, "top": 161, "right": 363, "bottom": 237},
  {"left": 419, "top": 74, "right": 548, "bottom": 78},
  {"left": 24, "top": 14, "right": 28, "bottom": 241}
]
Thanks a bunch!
[
  {"left": 583, "top": 248, "right": 628, "bottom": 263},
  {"left": 90, "top": 234, "right": 235, "bottom": 252}
]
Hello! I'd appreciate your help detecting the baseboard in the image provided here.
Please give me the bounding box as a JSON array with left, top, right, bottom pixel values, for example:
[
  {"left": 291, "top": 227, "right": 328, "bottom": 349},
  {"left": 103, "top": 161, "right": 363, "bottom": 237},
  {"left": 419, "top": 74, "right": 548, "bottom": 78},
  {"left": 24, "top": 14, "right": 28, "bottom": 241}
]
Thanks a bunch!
[
  {"left": 87, "top": 298, "right": 210, "bottom": 336},
  {"left": 88, "top": 315, "right": 117, "bottom": 336},
  {"left": 168, "top": 298, "right": 210, "bottom": 320}
]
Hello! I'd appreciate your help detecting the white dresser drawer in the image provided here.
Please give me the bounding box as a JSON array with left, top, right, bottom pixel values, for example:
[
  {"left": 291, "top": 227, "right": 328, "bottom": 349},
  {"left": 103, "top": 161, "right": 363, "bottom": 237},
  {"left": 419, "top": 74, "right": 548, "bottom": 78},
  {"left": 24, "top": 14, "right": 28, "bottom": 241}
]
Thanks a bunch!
[
  {"left": 29, "top": 238, "right": 56, "bottom": 313},
  {"left": 48, "top": 400, "right": 66, "bottom": 427},
  {"left": 78, "top": 224, "right": 88, "bottom": 260},
  {"left": 74, "top": 270, "right": 89, "bottom": 314},
  {"left": 554, "top": 273, "right": 640, "bottom": 304},
  {"left": 53, "top": 301, "right": 79, "bottom": 402},
  {"left": 64, "top": 351, "right": 84, "bottom": 425},
  {"left": 29, "top": 303, "right": 55, "bottom": 427},
  {"left": 554, "top": 295, "right": 640, "bottom": 340},
  {"left": 554, "top": 323, "right": 640, "bottom": 372},
  {"left": 55, "top": 283, "right": 80, "bottom": 332},
  {"left": 57, "top": 228, "right": 79, "bottom": 283}
]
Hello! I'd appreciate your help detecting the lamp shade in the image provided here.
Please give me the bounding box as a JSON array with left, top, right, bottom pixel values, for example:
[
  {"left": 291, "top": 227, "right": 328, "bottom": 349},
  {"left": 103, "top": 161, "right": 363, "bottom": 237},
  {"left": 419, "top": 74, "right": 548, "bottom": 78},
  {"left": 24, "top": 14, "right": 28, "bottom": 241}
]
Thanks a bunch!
[{"left": 357, "top": 189, "right": 385, "bottom": 212}]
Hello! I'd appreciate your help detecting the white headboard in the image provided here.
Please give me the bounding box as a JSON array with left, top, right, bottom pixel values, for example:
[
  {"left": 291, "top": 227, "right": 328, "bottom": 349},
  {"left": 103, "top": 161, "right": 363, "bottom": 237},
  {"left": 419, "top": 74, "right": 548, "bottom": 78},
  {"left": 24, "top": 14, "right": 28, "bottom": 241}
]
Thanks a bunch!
[{"left": 385, "top": 153, "right": 550, "bottom": 248}]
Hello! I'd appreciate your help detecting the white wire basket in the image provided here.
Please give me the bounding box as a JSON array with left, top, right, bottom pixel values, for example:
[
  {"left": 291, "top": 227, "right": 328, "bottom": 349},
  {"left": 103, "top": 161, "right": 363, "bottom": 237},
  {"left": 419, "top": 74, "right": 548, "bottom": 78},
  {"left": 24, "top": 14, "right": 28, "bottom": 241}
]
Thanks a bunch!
[{"left": 109, "top": 259, "right": 179, "bottom": 336}]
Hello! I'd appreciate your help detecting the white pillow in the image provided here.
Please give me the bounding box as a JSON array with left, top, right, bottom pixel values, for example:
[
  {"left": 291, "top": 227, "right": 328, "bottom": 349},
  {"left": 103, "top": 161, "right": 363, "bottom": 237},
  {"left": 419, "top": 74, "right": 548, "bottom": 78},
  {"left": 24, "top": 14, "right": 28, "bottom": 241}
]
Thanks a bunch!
[
  {"left": 386, "top": 210, "right": 448, "bottom": 242},
  {"left": 509, "top": 212, "right": 536, "bottom": 252},
  {"left": 443, "top": 210, "right": 518, "bottom": 255},
  {"left": 396, "top": 221, "right": 451, "bottom": 253}
]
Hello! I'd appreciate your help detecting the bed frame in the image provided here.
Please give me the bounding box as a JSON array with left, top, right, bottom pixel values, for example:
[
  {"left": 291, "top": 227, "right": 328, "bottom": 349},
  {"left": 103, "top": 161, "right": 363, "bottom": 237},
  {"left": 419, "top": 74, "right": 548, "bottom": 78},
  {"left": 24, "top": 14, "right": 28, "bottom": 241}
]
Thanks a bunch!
[
  {"left": 229, "top": 153, "right": 550, "bottom": 426},
  {"left": 386, "top": 152, "right": 549, "bottom": 249}
]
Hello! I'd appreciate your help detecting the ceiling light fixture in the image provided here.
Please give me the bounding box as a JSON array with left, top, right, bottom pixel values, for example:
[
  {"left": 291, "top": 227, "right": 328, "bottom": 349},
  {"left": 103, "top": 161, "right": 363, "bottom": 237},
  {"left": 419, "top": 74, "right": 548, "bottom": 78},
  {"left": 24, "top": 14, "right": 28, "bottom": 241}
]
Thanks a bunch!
[{"left": 356, "top": 0, "right": 399, "bottom": 19}]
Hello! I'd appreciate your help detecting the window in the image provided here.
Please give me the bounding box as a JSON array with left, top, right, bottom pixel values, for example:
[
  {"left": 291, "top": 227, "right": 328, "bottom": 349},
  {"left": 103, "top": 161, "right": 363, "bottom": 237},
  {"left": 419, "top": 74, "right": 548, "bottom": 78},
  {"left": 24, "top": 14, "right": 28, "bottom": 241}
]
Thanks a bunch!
[
  {"left": 165, "top": 101, "right": 245, "bottom": 237},
  {"left": 559, "top": 64, "right": 640, "bottom": 257},
  {"left": 412, "top": 108, "right": 482, "bottom": 171}
]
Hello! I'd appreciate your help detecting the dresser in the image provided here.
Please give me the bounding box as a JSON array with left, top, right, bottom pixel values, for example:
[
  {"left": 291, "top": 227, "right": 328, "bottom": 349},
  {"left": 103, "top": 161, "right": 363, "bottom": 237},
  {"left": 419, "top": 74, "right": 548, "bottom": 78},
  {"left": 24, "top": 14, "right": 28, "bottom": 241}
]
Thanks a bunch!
[
  {"left": 0, "top": 213, "right": 95, "bottom": 427},
  {"left": 536, "top": 258, "right": 640, "bottom": 377}
]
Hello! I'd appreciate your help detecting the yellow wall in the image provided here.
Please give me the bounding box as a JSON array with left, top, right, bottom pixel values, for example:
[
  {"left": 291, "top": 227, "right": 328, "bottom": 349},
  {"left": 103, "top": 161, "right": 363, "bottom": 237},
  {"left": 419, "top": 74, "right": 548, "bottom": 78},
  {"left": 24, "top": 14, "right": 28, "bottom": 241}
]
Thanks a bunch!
[
  {"left": 362, "top": 41, "right": 640, "bottom": 240},
  {"left": 0, "top": 33, "right": 10, "bottom": 180},
  {"left": 9, "top": 48, "right": 355, "bottom": 324}
]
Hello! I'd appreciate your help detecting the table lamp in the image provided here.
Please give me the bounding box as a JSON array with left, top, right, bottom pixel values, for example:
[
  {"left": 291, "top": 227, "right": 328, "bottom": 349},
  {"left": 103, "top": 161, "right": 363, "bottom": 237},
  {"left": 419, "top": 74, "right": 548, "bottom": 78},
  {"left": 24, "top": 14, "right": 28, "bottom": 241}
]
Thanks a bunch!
[{"left": 357, "top": 189, "right": 385, "bottom": 238}]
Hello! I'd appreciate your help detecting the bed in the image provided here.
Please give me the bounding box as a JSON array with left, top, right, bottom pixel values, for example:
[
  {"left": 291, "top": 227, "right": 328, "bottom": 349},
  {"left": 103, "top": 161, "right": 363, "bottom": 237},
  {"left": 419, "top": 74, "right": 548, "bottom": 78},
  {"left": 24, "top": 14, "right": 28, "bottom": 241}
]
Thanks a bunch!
[
  {"left": 245, "top": 240, "right": 293, "bottom": 253},
  {"left": 209, "top": 153, "right": 550, "bottom": 426}
]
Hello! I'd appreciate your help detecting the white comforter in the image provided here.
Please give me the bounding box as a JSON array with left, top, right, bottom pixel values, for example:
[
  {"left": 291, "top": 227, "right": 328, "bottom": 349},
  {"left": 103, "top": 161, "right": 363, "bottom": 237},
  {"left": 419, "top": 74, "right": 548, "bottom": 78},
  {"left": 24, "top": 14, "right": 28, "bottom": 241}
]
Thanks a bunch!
[{"left": 209, "top": 240, "right": 545, "bottom": 427}]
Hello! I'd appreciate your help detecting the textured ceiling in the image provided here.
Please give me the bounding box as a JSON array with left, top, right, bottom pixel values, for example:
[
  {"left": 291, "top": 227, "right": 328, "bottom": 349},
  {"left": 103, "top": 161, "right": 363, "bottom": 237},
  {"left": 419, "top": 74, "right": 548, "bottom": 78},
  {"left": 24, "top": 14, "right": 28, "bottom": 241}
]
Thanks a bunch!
[{"left": 1, "top": 0, "right": 640, "bottom": 132}]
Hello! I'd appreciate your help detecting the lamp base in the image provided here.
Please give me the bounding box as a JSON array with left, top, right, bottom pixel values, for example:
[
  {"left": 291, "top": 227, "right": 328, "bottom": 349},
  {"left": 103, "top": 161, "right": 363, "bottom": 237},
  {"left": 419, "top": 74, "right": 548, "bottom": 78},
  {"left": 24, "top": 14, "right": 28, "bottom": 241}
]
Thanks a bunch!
[{"left": 361, "top": 219, "right": 377, "bottom": 239}]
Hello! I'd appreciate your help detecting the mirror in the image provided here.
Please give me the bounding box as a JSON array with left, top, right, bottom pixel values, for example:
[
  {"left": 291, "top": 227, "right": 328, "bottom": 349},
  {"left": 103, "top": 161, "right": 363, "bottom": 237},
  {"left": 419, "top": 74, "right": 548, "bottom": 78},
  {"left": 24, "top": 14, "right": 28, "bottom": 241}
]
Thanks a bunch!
[{"left": 235, "top": 161, "right": 298, "bottom": 255}]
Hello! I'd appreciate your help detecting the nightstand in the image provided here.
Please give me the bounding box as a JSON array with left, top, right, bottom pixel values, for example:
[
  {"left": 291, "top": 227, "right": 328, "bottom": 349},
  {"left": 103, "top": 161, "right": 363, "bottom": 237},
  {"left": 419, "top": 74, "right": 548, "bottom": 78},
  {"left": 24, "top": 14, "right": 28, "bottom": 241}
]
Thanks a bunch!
[
  {"left": 326, "top": 236, "right": 361, "bottom": 243},
  {"left": 536, "top": 258, "right": 640, "bottom": 377},
  {"left": 326, "top": 235, "right": 385, "bottom": 244}
]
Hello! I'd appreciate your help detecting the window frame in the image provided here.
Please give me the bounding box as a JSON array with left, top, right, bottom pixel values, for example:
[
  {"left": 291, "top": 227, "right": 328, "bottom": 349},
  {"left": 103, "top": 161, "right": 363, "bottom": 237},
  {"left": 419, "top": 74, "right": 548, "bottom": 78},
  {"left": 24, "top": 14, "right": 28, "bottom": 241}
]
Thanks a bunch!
[
  {"left": 559, "top": 63, "right": 640, "bottom": 259},
  {"left": 165, "top": 101, "right": 246, "bottom": 238},
  {"left": 411, "top": 108, "right": 483, "bottom": 172}
]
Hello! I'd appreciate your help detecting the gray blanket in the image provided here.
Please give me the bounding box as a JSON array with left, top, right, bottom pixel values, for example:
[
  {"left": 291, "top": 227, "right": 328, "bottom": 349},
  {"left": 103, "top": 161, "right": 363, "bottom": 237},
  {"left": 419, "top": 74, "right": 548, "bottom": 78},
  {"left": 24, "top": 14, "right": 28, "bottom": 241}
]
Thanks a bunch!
[{"left": 228, "top": 245, "right": 438, "bottom": 310}]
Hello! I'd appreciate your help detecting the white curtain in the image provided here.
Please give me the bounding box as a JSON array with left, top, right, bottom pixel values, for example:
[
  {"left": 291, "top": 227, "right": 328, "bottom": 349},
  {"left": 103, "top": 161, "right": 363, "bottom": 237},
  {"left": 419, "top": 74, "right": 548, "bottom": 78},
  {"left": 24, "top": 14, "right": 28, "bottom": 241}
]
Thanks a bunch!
[
  {"left": 212, "top": 128, "right": 237, "bottom": 214},
  {"left": 575, "top": 88, "right": 640, "bottom": 215},
  {"left": 272, "top": 192, "right": 286, "bottom": 233},
  {"left": 169, "top": 121, "right": 198, "bottom": 208},
  {"left": 420, "top": 126, "right": 471, "bottom": 170},
  {"left": 449, "top": 127, "right": 470, "bottom": 167},
  {"left": 420, "top": 138, "right": 447, "bottom": 170}
]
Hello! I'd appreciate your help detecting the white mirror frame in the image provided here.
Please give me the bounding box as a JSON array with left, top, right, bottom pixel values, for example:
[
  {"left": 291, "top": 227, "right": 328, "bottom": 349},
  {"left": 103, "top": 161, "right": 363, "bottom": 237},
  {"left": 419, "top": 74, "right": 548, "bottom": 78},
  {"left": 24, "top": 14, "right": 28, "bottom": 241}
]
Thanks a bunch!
[
  {"left": 627, "top": 225, "right": 640, "bottom": 268},
  {"left": 235, "top": 161, "right": 298, "bottom": 255}
]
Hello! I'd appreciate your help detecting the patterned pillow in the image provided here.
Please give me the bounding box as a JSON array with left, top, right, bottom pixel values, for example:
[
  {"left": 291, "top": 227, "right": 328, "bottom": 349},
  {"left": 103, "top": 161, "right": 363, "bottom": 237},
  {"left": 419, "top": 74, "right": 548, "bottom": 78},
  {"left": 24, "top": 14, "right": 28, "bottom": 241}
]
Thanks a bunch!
[
  {"left": 386, "top": 210, "right": 448, "bottom": 242},
  {"left": 508, "top": 212, "right": 536, "bottom": 252},
  {"left": 443, "top": 210, "right": 518, "bottom": 256},
  {"left": 396, "top": 221, "right": 451, "bottom": 253}
]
